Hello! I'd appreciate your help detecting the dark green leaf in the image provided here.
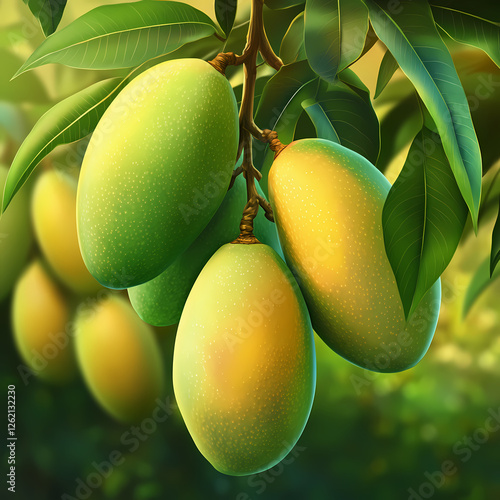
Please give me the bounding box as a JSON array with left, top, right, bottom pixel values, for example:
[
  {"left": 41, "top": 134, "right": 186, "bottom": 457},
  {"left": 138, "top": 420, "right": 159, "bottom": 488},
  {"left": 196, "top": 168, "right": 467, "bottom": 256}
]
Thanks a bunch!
[
  {"left": 0, "top": 48, "right": 49, "bottom": 103},
  {"left": 2, "top": 78, "right": 125, "bottom": 212},
  {"left": 367, "top": 0, "right": 482, "bottom": 227},
  {"left": 491, "top": 199, "right": 500, "bottom": 275},
  {"left": 374, "top": 50, "right": 398, "bottom": 98},
  {"left": 22, "top": 0, "right": 67, "bottom": 37},
  {"left": 279, "top": 12, "right": 306, "bottom": 64},
  {"left": 302, "top": 99, "right": 340, "bottom": 142},
  {"left": 383, "top": 126, "right": 468, "bottom": 318},
  {"left": 430, "top": 0, "right": 500, "bottom": 24},
  {"left": 215, "top": 0, "right": 237, "bottom": 37},
  {"left": 432, "top": 5, "right": 500, "bottom": 67},
  {"left": 462, "top": 256, "right": 500, "bottom": 318},
  {"left": 254, "top": 59, "right": 317, "bottom": 161},
  {"left": 305, "top": 0, "right": 368, "bottom": 82},
  {"left": 14, "top": 1, "right": 219, "bottom": 77},
  {"left": 309, "top": 80, "right": 379, "bottom": 163}
]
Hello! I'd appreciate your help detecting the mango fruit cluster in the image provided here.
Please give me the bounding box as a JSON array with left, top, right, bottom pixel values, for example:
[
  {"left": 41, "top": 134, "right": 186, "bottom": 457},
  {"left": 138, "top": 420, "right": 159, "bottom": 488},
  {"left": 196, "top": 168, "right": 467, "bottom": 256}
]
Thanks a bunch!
[
  {"left": 3, "top": 57, "right": 442, "bottom": 477},
  {"left": 4, "top": 167, "right": 165, "bottom": 423}
]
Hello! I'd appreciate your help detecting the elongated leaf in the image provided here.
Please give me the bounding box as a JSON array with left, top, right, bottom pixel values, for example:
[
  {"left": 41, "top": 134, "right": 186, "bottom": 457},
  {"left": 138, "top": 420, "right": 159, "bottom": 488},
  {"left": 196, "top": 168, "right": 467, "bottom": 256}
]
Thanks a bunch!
[
  {"left": 383, "top": 126, "right": 468, "bottom": 318},
  {"left": 280, "top": 12, "right": 306, "bottom": 65},
  {"left": 23, "top": 0, "right": 67, "bottom": 37},
  {"left": 215, "top": 0, "right": 237, "bottom": 37},
  {"left": 431, "top": 0, "right": 500, "bottom": 25},
  {"left": 2, "top": 78, "right": 125, "bottom": 212},
  {"left": 374, "top": 50, "right": 398, "bottom": 98},
  {"left": 463, "top": 256, "right": 500, "bottom": 318},
  {"left": 367, "top": 0, "right": 482, "bottom": 227},
  {"left": 14, "top": 1, "right": 218, "bottom": 77},
  {"left": 305, "top": 80, "right": 379, "bottom": 163},
  {"left": 304, "top": 0, "right": 368, "bottom": 82},
  {"left": 491, "top": 199, "right": 500, "bottom": 275},
  {"left": 432, "top": 6, "right": 500, "bottom": 67},
  {"left": 302, "top": 99, "right": 340, "bottom": 142}
]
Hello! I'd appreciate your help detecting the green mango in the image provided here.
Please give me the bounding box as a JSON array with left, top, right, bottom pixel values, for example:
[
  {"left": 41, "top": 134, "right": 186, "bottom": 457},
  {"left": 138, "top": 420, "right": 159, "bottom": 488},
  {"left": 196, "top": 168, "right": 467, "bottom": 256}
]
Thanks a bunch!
[
  {"left": 0, "top": 165, "right": 32, "bottom": 301},
  {"left": 75, "top": 295, "right": 165, "bottom": 423},
  {"left": 173, "top": 243, "right": 316, "bottom": 476},
  {"left": 128, "top": 174, "right": 282, "bottom": 326},
  {"left": 32, "top": 170, "right": 101, "bottom": 294},
  {"left": 77, "top": 58, "right": 239, "bottom": 289},
  {"left": 268, "top": 139, "right": 441, "bottom": 373},
  {"left": 12, "top": 260, "right": 75, "bottom": 384}
]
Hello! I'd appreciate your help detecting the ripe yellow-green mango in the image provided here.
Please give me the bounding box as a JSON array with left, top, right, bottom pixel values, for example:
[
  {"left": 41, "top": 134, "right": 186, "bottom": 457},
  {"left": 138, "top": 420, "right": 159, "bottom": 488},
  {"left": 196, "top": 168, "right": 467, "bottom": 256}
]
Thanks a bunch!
[
  {"left": 75, "top": 295, "right": 165, "bottom": 423},
  {"left": 128, "top": 174, "right": 282, "bottom": 326},
  {"left": 77, "top": 58, "right": 239, "bottom": 289},
  {"left": 0, "top": 165, "right": 32, "bottom": 301},
  {"left": 32, "top": 170, "right": 101, "bottom": 294},
  {"left": 268, "top": 139, "right": 441, "bottom": 373},
  {"left": 12, "top": 260, "right": 75, "bottom": 383},
  {"left": 173, "top": 243, "right": 316, "bottom": 475}
]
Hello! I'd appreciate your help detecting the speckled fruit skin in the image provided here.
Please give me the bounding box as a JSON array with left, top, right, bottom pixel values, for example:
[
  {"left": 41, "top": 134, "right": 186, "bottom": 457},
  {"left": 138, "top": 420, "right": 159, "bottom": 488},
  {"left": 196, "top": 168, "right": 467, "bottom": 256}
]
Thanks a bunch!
[
  {"left": 32, "top": 170, "right": 101, "bottom": 294},
  {"left": 12, "top": 260, "right": 75, "bottom": 383},
  {"left": 77, "top": 58, "right": 239, "bottom": 289},
  {"left": 128, "top": 174, "right": 283, "bottom": 326},
  {"left": 268, "top": 139, "right": 441, "bottom": 373},
  {"left": 0, "top": 165, "right": 32, "bottom": 302},
  {"left": 75, "top": 295, "right": 164, "bottom": 423},
  {"left": 173, "top": 243, "right": 316, "bottom": 476}
]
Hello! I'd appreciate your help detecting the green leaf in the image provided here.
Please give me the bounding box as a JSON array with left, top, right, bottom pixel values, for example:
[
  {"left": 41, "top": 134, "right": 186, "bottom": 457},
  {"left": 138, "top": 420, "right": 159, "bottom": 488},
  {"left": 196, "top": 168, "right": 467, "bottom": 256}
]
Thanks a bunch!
[
  {"left": 305, "top": 80, "right": 379, "bottom": 163},
  {"left": 22, "top": 0, "right": 67, "bottom": 37},
  {"left": 0, "top": 48, "right": 49, "bottom": 103},
  {"left": 462, "top": 256, "right": 500, "bottom": 318},
  {"left": 301, "top": 99, "right": 340, "bottom": 142},
  {"left": 254, "top": 60, "right": 319, "bottom": 191},
  {"left": 491, "top": 199, "right": 500, "bottom": 275},
  {"left": 215, "top": 0, "right": 237, "bottom": 37},
  {"left": 304, "top": 0, "right": 368, "bottom": 82},
  {"left": 280, "top": 12, "right": 306, "bottom": 64},
  {"left": 374, "top": 50, "right": 398, "bottom": 98},
  {"left": 14, "top": 1, "right": 218, "bottom": 77},
  {"left": 432, "top": 5, "right": 500, "bottom": 68},
  {"left": 265, "top": 0, "right": 305, "bottom": 10},
  {"left": 383, "top": 126, "right": 468, "bottom": 318},
  {"left": 366, "top": 0, "right": 482, "bottom": 228},
  {"left": 2, "top": 78, "right": 125, "bottom": 212},
  {"left": 430, "top": 0, "right": 500, "bottom": 24}
]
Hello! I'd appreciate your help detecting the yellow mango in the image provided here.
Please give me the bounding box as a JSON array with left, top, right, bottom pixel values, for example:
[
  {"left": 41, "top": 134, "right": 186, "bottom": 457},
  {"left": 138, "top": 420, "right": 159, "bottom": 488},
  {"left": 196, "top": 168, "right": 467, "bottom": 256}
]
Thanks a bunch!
[
  {"left": 75, "top": 295, "right": 165, "bottom": 423},
  {"left": 173, "top": 243, "right": 316, "bottom": 475},
  {"left": 12, "top": 260, "right": 75, "bottom": 383}
]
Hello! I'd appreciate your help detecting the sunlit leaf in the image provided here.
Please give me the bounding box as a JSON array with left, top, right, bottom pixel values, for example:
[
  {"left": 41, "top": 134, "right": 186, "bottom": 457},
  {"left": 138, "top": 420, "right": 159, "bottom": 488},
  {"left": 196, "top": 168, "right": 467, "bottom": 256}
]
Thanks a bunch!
[
  {"left": 2, "top": 78, "right": 125, "bottom": 212},
  {"left": 374, "top": 50, "right": 398, "bottom": 98},
  {"left": 22, "top": 0, "right": 67, "bottom": 37},
  {"left": 366, "top": 0, "right": 482, "bottom": 227},
  {"left": 280, "top": 12, "right": 306, "bottom": 65},
  {"left": 304, "top": 0, "right": 368, "bottom": 82},
  {"left": 383, "top": 126, "right": 468, "bottom": 318},
  {"left": 14, "top": 1, "right": 219, "bottom": 77}
]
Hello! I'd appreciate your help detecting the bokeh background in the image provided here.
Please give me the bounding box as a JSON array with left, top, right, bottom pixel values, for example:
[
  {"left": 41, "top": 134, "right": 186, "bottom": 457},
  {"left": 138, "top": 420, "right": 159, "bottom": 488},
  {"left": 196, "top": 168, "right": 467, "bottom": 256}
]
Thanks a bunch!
[{"left": 1, "top": 0, "right": 500, "bottom": 499}]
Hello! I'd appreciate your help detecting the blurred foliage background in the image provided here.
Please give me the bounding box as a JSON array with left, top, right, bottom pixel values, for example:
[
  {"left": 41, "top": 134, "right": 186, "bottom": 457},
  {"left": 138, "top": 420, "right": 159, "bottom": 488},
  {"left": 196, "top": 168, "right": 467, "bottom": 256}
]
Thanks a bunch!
[{"left": 1, "top": 0, "right": 500, "bottom": 499}]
